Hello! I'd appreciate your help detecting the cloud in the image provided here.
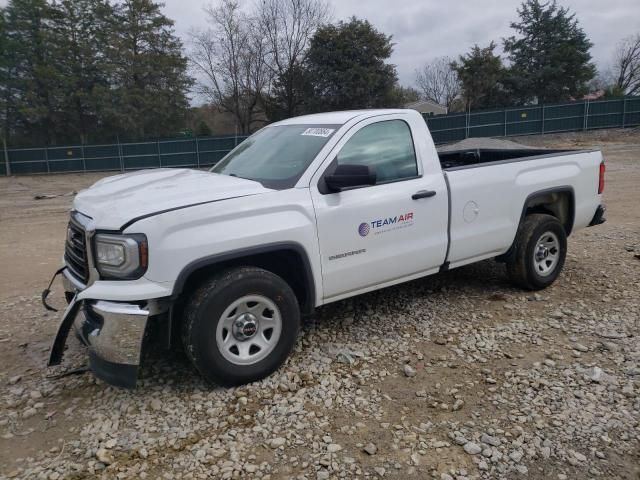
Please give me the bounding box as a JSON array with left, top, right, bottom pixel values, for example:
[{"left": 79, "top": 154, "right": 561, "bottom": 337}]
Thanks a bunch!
[
  {"left": 325, "top": 0, "right": 640, "bottom": 85},
  {"left": 4, "top": 0, "right": 634, "bottom": 93}
]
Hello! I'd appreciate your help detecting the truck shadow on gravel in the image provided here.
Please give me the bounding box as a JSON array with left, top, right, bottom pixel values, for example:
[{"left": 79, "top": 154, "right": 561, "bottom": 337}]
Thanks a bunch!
[
  {"left": 138, "top": 258, "right": 514, "bottom": 389},
  {"left": 308, "top": 257, "right": 513, "bottom": 328}
]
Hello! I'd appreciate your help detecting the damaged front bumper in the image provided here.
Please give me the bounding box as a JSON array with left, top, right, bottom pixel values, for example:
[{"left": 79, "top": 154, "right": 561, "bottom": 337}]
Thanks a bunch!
[{"left": 47, "top": 270, "right": 168, "bottom": 388}]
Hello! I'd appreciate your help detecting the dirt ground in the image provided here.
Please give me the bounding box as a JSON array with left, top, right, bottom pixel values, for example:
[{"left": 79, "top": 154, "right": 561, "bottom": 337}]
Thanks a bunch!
[{"left": 0, "top": 128, "right": 639, "bottom": 479}]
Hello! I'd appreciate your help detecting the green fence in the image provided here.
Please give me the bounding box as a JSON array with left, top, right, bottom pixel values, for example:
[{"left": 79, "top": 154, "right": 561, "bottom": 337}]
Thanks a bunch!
[
  {"left": 2, "top": 96, "right": 639, "bottom": 176},
  {"left": 425, "top": 96, "right": 640, "bottom": 144},
  {"left": 0, "top": 134, "right": 249, "bottom": 176}
]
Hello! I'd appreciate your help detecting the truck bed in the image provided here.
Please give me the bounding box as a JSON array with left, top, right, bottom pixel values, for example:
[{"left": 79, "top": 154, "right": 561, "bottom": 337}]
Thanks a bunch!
[
  {"left": 439, "top": 144, "right": 603, "bottom": 270},
  {"left": 438, "top": 148, "right": 574, "bottom": 170}
]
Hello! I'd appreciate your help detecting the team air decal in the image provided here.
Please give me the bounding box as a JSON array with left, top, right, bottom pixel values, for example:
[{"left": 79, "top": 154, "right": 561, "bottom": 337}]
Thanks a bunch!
[
  {"left": 328, "top": 212, "right": 415, "bottom": 261},
  {"left": 358, "top": 212, "right": 414, "bottom": 237}
]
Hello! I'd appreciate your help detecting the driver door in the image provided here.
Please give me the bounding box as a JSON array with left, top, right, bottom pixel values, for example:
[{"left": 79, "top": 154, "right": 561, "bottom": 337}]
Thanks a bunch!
[{"left": 310, "top": 115, "right": 449, "bottom": 301}]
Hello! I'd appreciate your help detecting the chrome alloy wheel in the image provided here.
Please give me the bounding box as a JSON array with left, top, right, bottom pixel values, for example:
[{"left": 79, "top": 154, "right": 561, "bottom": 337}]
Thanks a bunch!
[
  {"left": 216, "top": 295, "right": 282, "bottom": 365},
  {"left": 533, "top": 231, "right": 560, "bottom": 277}
]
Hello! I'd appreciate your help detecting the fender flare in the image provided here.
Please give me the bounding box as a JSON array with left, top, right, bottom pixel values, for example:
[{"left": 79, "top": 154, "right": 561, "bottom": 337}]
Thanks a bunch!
[
  {"left": 519, "top": 186, "right": 575, "bottom": 235},
  {"left": 497, "top": 186, "right": 575, "bottom": 262},
  {"left": 171, "top": 242, "right": 316, "bottom": 314}
]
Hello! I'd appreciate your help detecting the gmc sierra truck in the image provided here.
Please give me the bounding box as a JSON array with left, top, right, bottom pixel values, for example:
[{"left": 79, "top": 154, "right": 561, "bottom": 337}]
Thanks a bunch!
[{"left": 44, "top": 109, "right": 606, "bottom": 388}]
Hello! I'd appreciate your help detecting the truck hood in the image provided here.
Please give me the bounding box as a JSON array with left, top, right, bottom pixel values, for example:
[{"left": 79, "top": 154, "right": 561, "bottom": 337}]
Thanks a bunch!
[{"left": 74, "top": 168, "right": 272, "bottom": 230}]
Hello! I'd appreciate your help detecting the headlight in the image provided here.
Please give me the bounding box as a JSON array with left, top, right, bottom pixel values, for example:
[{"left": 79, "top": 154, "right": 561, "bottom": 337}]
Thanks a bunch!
[{"left": 94, "top": 233, "right": 148, "bottom": 279}]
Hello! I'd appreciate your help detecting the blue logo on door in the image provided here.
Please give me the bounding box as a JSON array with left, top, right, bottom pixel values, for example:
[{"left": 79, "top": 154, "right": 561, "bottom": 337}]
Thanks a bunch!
[{"left": 358, "top": 222, "right": 370, "bottom": 237}]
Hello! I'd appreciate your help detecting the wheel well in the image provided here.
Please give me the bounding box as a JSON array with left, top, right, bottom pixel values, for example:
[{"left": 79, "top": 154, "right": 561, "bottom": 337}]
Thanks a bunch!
[
  {"left": 496, "top": 188, "right": 574, "bottom": 264},
  {"left": 176, "top": 247, "right": 314, "bottom": 315},
  {"left": 523, "top": 189, "right": 574, "bottom": 235}
]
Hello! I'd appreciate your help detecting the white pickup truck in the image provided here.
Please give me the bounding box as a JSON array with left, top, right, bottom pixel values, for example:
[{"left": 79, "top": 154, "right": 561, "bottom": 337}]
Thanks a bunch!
[{"left": 45, "top": 109, "right": 606, "bottom": 388}]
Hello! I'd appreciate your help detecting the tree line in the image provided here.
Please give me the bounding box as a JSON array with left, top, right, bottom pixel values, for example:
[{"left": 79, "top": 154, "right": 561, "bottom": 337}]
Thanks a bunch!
[
  {"left": 1, "top": 0, "right": 411, "bottom": 145},
  {"left": 1, "top": 0, "right": 639, "bottom": 147},
  {"left": 416, "top": 0, "right": 640, "bottom": 112},
  {"left": 1, "top": 0, "right": 192, "bottom": 146}
]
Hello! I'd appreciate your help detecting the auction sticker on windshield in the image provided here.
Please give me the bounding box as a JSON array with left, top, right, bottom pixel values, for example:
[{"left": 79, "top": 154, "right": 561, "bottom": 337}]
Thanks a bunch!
[{"left": 301, "top": 128, "right": 335, "bottom": 137}]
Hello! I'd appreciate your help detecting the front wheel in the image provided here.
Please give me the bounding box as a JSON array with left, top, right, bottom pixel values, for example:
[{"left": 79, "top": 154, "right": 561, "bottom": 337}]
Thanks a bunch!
[
  {"left": 506, "top": 213, "right": 567, "bottom": 290},
  {"left": 182, "top": 267, "right": 300, "bottom": 386}
]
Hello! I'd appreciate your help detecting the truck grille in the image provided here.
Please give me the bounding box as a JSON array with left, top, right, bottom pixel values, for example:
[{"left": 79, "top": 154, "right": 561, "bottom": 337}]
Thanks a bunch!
[{"left": 64, "top": 217, "right": 89, "bottom": 284}]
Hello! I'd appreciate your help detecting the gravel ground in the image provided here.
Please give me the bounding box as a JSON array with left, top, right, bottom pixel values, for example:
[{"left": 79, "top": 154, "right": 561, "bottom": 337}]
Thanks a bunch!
[{"left": 0, "top": 128, "right": 639, "bottom": 480}]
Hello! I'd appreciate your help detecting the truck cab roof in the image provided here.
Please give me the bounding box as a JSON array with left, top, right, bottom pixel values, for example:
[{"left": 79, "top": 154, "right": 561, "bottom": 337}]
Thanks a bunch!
[{"left": 273, "top": 109, "right": 413, "bottom": 126}]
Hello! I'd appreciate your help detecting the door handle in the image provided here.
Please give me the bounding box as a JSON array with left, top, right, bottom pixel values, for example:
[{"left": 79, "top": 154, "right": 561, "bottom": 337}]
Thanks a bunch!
[{"left": 412, "top": 190, "right": 437, "bottom": 200}]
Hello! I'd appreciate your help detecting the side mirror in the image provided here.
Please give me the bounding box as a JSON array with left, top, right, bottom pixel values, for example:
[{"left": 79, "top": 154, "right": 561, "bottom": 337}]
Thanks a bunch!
[{"left": 325, "top": 164, "right": 376, "bottom": 192}]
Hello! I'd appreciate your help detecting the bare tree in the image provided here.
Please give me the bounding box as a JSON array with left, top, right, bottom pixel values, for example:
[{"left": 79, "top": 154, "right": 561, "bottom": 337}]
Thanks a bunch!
[
  {"left": 189, "top": 0, "right": 271, "bottom": 134},
  {"left": 257, "top": 0, "right": 330, "bottom": 117},
  {"left": 613, "top": 34, "right": 640, "bottom": 96},
  {"left": 415, "top": 56, "right": 460, "bottom": 110}
]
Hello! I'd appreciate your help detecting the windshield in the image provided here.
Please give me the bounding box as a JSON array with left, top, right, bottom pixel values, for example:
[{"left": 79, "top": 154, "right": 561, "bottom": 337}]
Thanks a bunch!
[{"left": 210, "top": 124, "right": 340, "bottom": 189}]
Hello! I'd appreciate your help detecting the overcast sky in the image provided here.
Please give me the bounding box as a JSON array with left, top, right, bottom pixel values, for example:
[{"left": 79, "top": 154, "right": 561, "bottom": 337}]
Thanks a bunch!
[
  {"left": 1, "top": 0, "right": 637, "bottom": 92},
  {"left": 164, "top": 0, "right": 640, "bottom": 89}
]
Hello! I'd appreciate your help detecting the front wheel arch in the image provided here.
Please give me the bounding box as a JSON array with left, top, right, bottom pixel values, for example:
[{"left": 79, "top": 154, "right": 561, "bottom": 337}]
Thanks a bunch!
[{"left": 172, "top": 243, "right": 316, "bottom": 315}]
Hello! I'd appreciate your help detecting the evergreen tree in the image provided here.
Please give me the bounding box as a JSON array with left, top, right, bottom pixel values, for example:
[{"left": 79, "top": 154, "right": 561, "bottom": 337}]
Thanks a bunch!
[
  {"left": 504, "top": 0, "right": 596, "bottom": 103},
  {"left": 265, "top": 64, "right": 315, "bottom": 121},
  {"left": 0, "top": 10, "right": 10, "bottom": 142},
  {"left": 1, "top": 0, "right": 193, "bottom": 146},
  {"left": 195, "top": 120, "right": 212, "bottom": 137},
  {"left": 305, "top": 18, "right": 398, "bottom": 112},
  {"left": 50, "top": 0, "right": 113, "bottom": 143},
  {"left": 108, "top": 0, "right": 192, "bottom": 140},
  {"left": 452, "top": 42, "right": 510, "bottom": 110},
  {"left": 3, "top": 0, "right": 61, "bottom": 144}
]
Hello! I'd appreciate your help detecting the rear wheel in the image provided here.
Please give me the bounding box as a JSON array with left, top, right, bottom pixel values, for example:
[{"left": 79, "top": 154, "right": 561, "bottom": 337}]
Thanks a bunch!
[
  {"left": 182, "top": 267, "right": 300, "bottom": 386},
  {"left": 506, "top": 214, "right": 567, "bottom": 290}
]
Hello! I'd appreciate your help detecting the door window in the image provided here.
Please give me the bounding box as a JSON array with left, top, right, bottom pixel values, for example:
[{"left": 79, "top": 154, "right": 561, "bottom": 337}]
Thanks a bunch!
[{"left": 337, "top": 120, "right": 418, "bottom": 183}]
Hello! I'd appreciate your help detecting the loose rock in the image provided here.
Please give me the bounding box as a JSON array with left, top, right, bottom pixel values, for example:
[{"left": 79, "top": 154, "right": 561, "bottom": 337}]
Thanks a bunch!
[
  {"left": 463, "top": 442, "right": 482, "bottom": 455},
  {"left": 363, "top": 443, "right": 377, "bottom": 455},
  {"left": 403, "top": 364, "right": 417, "bottom": 377}
]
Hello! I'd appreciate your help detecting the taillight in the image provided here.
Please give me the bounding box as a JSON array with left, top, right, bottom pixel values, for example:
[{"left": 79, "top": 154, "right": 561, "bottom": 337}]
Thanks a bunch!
[{"left": 598, "top": 161, "right": 605, "bottom": 194}]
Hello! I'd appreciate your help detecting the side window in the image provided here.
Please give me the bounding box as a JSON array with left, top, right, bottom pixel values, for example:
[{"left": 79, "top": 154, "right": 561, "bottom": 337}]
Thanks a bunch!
[{"left": 336, "top": 120, "right": 418, "bottom": 183}]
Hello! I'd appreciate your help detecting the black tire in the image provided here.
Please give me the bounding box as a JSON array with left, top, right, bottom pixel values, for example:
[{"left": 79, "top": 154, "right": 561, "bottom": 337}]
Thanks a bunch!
[
  {"left": 182, "top": 266, "right": 300, "bottom": 386},
  {"left": 506, "top": 213, "right": 567, "bottom": 290}
]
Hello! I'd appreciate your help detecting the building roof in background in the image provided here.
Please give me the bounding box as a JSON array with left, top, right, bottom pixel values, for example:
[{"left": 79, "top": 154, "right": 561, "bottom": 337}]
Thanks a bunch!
[
  {"left": 404, "top": 100, "right": 448, "bottom": 114},
  {"left": 583, "top": 90, "right": 606, "bottom": 100}
]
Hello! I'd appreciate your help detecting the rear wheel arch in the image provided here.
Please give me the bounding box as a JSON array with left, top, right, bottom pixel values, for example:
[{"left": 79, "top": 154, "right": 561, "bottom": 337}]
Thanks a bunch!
[
  {"left": 521, "top": 187, "right": 575, "bottom": 235},
  {"left": 497, "top": 187, "right": 574, "bottom": 263}
]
